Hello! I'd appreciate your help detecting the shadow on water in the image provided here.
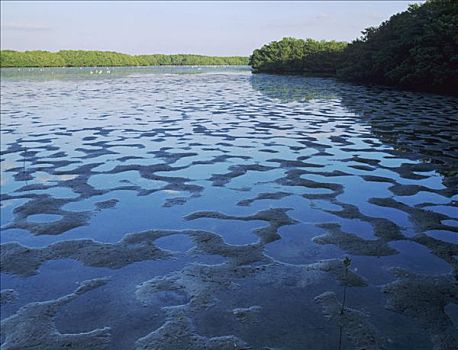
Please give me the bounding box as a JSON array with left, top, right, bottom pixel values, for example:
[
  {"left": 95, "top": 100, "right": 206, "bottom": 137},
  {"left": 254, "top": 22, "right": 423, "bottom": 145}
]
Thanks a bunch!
[
  {"left": 250, "top": 73, "right": 341, "bottom": 102},
  {"left": 250, "top": 73, "right": 458, "bottom": 186}
]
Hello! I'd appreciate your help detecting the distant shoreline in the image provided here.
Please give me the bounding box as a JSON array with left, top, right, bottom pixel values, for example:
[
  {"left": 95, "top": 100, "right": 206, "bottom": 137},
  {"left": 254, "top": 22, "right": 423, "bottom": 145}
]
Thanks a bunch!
[{"left": 0, "top": 50, "right": 249, "bottom": 68}]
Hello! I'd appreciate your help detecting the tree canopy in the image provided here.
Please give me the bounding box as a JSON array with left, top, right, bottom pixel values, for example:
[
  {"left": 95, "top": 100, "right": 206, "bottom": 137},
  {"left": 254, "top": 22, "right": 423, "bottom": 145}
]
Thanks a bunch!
[
  {"left": 249, "top": 38, "right": 347, "bottom": 75},
  {"left": 337, "top": 0, "right": 458, "bottom": 94},
  {"left": 0, "top": 50, "right": 248, "bottom": 67},
  {"left": 249, "top": 1, "right": 458, "bottom": 95}
]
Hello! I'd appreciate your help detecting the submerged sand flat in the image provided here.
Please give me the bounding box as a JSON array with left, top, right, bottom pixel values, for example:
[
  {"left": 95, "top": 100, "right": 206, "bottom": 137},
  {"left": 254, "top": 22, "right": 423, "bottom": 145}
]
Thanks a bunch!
[{"left": 1, "top": 66, "right": 457, "bottom": 349}]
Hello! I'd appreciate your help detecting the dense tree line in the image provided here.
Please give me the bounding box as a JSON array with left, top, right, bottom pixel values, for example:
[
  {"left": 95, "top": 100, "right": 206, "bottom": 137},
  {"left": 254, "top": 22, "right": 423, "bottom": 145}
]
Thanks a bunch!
[
  {"left": 250, "top": 0, "right": 458, "bottom": 94},
  {"left": 136, "top": 54, "right": 248, "bottom": 66},
  {"left": 250, "top": 38, "right": 347, "bottom": 75},
  {"left": 0, "top": 50, "right": 248, "bottom": 67},
  {"left": 337, "top": 0, "right": 457, "bottom": 94}
]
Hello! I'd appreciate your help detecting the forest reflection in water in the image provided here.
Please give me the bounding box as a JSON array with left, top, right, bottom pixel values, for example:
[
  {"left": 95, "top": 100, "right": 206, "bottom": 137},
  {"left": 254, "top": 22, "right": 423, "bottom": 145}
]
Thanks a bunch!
[{"left": 250, "top": 73, "right": 458, "bottom": 184}]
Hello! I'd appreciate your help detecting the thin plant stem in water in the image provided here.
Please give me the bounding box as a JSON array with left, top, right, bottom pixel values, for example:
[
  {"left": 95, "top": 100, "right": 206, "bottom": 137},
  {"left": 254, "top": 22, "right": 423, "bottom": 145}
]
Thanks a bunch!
[
  {"left": 338, "top": 325, "right": 343, "bottom": 350},
  {"left": 338, "top": 256, "right": 352, "bottom": 350},
  {"left": 341, "top": 256, "right": 351, "bottom": 314}
]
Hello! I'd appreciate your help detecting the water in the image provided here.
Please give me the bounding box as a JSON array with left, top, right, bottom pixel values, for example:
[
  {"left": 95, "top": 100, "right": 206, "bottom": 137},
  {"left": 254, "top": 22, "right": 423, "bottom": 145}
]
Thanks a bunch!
[{"left": 1, "top": 66, "right": 457, "bottom": 349}]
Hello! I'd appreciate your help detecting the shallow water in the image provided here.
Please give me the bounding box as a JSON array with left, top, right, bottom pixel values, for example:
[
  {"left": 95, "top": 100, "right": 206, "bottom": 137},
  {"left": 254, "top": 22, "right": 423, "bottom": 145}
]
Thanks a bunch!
[{"left": 1, "top": 66, "right": 457, "bottom": 349}]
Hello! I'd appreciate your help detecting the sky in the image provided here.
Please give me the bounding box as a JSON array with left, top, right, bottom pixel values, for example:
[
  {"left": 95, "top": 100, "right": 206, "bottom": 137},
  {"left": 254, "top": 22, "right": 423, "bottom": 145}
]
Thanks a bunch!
[{"left": 1, "top": 1, "right": 423, "bottom": 56}]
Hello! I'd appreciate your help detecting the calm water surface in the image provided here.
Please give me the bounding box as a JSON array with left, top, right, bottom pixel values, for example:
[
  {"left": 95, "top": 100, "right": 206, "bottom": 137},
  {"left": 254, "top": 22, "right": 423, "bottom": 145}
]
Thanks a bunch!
[{"left": 1, "top": 66, "right": 457, "bottom": 349}]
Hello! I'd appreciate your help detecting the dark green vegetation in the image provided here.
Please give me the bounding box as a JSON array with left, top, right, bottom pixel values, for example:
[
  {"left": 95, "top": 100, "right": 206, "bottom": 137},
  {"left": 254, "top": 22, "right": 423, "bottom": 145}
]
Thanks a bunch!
[
  {"left": 0, "top": 50, "right": 248, "bottom": 67},
  {"left": 250, "top": 38, "right": 347, "bottom": 75},
  {"left": 250, "top": 0, "right": 458, "bottom": 95},
  {"left": 338, "top": 0, "right": 458, "bottom": 94}
]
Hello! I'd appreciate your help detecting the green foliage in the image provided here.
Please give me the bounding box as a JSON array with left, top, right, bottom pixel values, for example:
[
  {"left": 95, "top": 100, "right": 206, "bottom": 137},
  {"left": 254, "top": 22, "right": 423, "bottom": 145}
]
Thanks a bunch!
[
  {"left": 136, "top": 54, "right": 248, "bottom": 66},
  {"left": 337, "top": 0, "right": 458, "bottom": 94},
  {"left": 0, "top": 50, "right": 66, "bottom": 67},
  {"left": 0, "top": 50, "right": 248, "bottom": 67},
  {"left": 249, "top": 37, "right": 347, "bottom": 75},
  {"left": 249, "top": 1, "right": 457, "bottom": 94},
  {"left": 56, "top": 50, "right": 140, "bottom": 67}
]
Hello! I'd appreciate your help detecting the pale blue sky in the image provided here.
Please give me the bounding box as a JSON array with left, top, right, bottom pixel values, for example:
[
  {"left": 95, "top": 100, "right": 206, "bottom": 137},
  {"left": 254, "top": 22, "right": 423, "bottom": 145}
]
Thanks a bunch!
[{"left": 1, "top": 1, "right": 422, "bottom": 56}]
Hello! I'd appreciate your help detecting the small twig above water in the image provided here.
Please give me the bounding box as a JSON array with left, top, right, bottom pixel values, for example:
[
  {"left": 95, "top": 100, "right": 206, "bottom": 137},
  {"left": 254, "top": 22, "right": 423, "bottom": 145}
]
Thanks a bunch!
[{"left": 338, "top": 256, "right": 352, "bottom": 350}]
